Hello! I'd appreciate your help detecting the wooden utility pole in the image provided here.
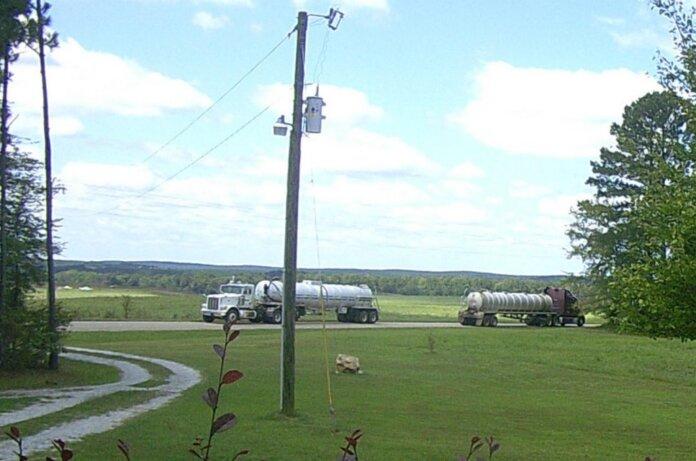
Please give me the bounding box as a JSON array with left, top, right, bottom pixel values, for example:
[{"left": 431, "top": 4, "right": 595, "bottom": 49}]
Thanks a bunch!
[
  {"left": 36, "top": 0, "right": 58, "bottom": 370},
  {"left": 281, "top": 10, "right": 308, "bottom": 417}
]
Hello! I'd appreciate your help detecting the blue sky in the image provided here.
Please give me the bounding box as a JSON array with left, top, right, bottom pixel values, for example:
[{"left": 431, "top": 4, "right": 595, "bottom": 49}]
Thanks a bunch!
[{"left": 10, "top": 0, "right": 673, "bottom": 274}]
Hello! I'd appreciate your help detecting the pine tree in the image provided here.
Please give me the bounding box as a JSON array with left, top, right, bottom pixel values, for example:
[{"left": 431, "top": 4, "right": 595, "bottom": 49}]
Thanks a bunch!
[
  {"left": 0, "top": 0, "right": 32, "bottom": 367},
  {"left": 569, "top": 91, "right": 696, "bottom": 339}
]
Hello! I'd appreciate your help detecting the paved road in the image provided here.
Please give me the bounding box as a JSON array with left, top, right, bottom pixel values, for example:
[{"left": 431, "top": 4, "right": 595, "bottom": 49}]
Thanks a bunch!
[{"left": 68, "top": 321, "right": 595, "bottom": 332}]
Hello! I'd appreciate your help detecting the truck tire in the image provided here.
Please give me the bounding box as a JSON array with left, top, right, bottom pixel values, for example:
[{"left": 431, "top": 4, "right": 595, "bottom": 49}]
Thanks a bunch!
[
  {"left": 225, "top": 308, "right": 240, "bottom": 323},
  {"left": 367, "top": 310, "right": 378, "bottom": 324},
  {"left": 358, "top": 310, "right": 369, "bottom": 323},
  {"left": 202, "top": 315, "right": 214, "bottom": 323},
  {"left": 576, "top": 315, "right": 585, "bottom": 327},
  {"left": 272, "top": 309, "right": 282, "bottom": 324},
  {"left": 337, "top": 313, "right": 348, "bottom": 322},
  {"left": 250, "top": 314, "right": 263, "bottom": 323},
  {"left": 490, "top": 316, "right": 498, "bottom": 327}
]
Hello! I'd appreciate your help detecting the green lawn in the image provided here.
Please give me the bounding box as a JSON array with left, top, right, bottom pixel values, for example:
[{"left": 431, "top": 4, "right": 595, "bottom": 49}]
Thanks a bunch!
[
  {"left": 0, "top": 356, "right": 120, "bottom": 391},
  {"left": 28, "top": 327, "right": 692, "bottom": 460}
]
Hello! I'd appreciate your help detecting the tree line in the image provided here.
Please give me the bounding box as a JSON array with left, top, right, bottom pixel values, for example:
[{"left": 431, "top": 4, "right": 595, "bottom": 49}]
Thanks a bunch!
[{"left": 55, "top": 269, "right": 554, "bottom": 298}]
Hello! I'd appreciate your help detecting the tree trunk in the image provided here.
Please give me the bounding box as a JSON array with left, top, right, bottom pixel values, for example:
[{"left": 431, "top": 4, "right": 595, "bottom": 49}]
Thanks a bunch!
[
  {"left": 0, "top": 46, "right": 10, "bottom": 365},
  {"left": 36, "top": 0, "right": 58, "bottom": 370}
]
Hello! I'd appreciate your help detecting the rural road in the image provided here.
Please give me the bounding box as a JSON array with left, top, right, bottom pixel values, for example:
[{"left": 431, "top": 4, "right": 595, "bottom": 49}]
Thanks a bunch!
[{"left": 68, "top": 321, "right": 596, "bottom": 332}]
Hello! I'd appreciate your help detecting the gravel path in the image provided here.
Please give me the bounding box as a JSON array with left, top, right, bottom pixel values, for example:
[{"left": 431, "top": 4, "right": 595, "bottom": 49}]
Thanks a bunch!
[
  {"left": 0, "top": 348, "right": 200, "bottom": 459},
  {"left": 0, "top": 352, "right": 151, "bottom": 427}
]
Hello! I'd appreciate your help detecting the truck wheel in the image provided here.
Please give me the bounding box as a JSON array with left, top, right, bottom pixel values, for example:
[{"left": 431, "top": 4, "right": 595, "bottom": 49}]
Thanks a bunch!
[
  {"left": 337, "top": 313, "right": 347, "bottom": 322},
  {"left": 490, "top": 316, "right": 498, "bottom": 327},
  {"left": 358, "top": 310, "right": 369, "bottom": 323},
  {"left": 557, "top": 316, "right": 564, "bottom": 327},
  {"left": 482, "top": 316, "right": 490, "bottom": 327},
  {"left": 225, "top": 309, "right": 239, "bottom": 323},
  {"left": 250, "top": 314, "right": 263, "bottom": 323},
  {"left": 202, "top": 315, "right": 214, "bottom": 323},
  {"left": 576, "top": 315, "right": 586, "bottom": 327},
  {"left": 368, "top": 310, "right": 378, "bottom": 324},
  {"left": 272, "top": 309, "right": 282, "bottom": 324}
]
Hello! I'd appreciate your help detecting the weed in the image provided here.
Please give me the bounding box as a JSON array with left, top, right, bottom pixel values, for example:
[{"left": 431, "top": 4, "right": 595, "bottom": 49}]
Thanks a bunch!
[{"left": 121, "top": 296, "right": 133, "bottom": 320}]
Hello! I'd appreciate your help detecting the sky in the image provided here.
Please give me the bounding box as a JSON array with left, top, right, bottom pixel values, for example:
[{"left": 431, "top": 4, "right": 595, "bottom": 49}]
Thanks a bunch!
[{"left": 8, "top": 0, "right": 675, "bottom": 275}]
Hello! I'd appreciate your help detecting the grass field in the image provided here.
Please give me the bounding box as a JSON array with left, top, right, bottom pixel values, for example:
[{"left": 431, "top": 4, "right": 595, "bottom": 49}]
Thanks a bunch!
[
  {"left": 4, "top": 327, "right": 687, "bottom": 460},
  {"left": 45, "top": 288, "right": 604, "bottom": 324},
  {"left": 49, "top": 288, "right": 465, "bottom": 322}
]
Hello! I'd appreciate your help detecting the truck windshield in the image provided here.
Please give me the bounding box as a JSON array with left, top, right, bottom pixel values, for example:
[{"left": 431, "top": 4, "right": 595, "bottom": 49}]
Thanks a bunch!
[{"left": 220, "top": 285, "right": 244, "bottom": 294}]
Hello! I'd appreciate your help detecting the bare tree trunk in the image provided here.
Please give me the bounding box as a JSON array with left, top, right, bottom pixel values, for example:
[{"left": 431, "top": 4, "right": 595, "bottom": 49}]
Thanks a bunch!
[
  {"left": 36, "top": 0, "right": 58, "bottom": 370},
  {"left": 0, "top": 46, "right": 10, "bottom": 365}
]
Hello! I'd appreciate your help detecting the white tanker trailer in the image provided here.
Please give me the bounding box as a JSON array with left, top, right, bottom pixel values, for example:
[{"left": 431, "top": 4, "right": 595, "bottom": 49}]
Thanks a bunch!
[
  {"left": 458, "top": 287, "right": 585, "bottom": 327},
  {"left": 201, "top": 279, "right": 378, "bottom": 324}
]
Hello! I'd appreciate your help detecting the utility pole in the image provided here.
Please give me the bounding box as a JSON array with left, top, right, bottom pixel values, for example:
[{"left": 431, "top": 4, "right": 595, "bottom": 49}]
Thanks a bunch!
[{"left": 280, "top": 10, "right": 308, "bottom": 417}]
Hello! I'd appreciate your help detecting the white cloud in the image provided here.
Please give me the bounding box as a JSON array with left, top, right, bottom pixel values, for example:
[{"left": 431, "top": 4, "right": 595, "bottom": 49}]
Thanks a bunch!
[
  {"left": 315, "top": 176, "right": 425, "bottom": 206},
  {"left": 13, "top": 37, "right": 211, "bottom": 118},
  {"left": 193, "top": 11, "right": 230, "bottom": 30},
  {"left": 509, "top": 180, "right": 551, "bottom": 199},
  {"left": 257, "top": 83, "right": 383, "bottom": 127},
  {"left": 304, "top": 127, "right": 438, "bottom": 176},
  {"left": 449, "top": 61, "right": 660, "bottom": 158},
  {"left": 448, "top": 161, "right": 484, "bottom": 179},
  {"left": 538, "top": 194, "right": 589, "bottom": 218},
  {"left": 52, "top": 116, "right": 85, "bottom": 136},
  {"left": 60, "top": 162, "right": 156, "bottom": 192},
  {"left": 15, "top": 114, "right": 84, "bottom": 137}
]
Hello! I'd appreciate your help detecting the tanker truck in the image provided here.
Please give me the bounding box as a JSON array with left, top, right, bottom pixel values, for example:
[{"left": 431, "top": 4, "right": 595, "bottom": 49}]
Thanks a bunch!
[
  {"left": 201, "top": 279, "right": 378, "bottom": 324},
  {"left": 458, "top": 287, "right": 585, "bottom": 327}
]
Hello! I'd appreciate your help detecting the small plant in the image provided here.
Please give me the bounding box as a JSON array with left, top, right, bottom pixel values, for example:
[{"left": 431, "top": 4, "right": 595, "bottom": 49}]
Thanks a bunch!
[
  {"left": 46, "top": 439, "right": 74, "bottom": 461},
  {"left": 188, "top": 319, "right": 248, "bottom": 461},
  {"left": 4, "top": 426, "right": 26, "bottom": 461},
  {"left": 427, "top": 329, "right": 436, "bottom": 353},
  {"left": 338, "top": 429, "right": 363, "bottom": 461},
  {"left": 116, "top": 439, "right": 131, "bottom": 460},
  {"left": 459, "top": 435, "right": 500, "bottom": 461},
  {"left": 121, "top": 296, "right": 133, "bottom": 319}
]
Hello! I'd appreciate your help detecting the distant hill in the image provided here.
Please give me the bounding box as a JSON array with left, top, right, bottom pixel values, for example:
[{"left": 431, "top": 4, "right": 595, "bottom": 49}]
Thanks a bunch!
[{"left": 55, "top": 259, "right": 563, "bottom": 282}]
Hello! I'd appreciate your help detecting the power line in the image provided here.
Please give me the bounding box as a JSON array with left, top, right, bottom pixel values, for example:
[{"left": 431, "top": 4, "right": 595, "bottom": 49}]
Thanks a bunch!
[
  {"left": 139, "top": 105, "right": 271, "bottom": 196},
  {"left": 81, "top": 104, "right": 272, "bottom": 217},
  {"left": 140, "top": 29, "right": 294, "bottom": 164}
]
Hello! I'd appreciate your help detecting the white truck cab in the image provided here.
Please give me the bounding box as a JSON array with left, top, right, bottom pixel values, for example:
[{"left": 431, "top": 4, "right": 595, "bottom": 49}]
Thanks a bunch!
[{"left": 201, "top": 281, "right": 256, "bottom": 323}]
